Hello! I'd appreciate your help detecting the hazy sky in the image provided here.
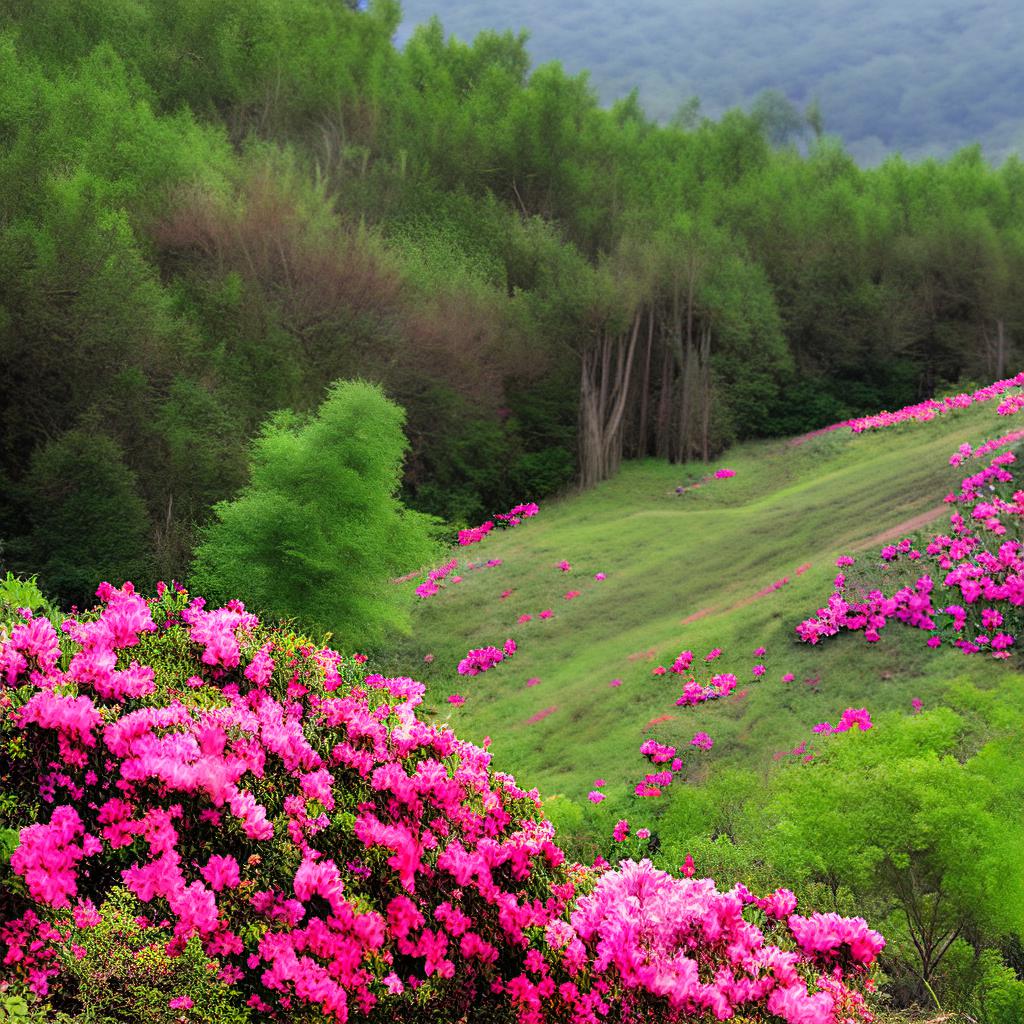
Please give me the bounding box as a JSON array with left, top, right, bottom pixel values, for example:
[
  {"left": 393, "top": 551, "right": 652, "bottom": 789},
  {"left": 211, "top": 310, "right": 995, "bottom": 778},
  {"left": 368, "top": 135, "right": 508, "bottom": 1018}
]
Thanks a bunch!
[{"left": 395, "top": 0, "right": 1024, "bottom": 164}]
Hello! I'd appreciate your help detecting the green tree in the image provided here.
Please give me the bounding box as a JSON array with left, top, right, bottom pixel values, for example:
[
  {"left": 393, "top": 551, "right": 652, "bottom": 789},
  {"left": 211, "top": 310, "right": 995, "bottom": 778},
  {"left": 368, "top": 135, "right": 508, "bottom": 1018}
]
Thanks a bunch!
[
  {"left": 761, "top": 710, "right": 1024, "bottom": 1009},
  {"left": 190, "top": 380, "right": 440, "bottom": 647},
  {"left": 9, "top": 430, "right": 154, "bottom": 606}
]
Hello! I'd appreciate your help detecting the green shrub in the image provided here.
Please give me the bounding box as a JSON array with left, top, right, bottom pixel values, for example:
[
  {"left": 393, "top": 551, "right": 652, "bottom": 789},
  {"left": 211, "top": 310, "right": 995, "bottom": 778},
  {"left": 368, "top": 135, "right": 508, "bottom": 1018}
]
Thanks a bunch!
[{"left": 191, "top": 380, "right": 441, "bottom": 647}]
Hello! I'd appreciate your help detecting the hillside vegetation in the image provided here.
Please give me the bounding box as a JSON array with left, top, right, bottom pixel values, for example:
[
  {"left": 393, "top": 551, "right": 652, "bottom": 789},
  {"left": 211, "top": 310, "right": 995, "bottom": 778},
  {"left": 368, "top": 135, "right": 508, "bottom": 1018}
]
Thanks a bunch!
[
  {"left": 397, "top": 400, "right": 1017, "bottom": 794},
  {"left": 4, "top": 1, "right": 1024, "bottom": 611}
]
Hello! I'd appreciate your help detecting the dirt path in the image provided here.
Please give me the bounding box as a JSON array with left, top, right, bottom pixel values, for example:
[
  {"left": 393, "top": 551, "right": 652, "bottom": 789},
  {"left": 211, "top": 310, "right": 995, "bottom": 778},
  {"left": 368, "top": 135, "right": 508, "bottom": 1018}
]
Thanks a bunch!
[
  {"left": 855, "top": 503, "right": 950, "bottom": 550},
  {"left": 675, "top": 504, "right": 951, "bottom": 629}
]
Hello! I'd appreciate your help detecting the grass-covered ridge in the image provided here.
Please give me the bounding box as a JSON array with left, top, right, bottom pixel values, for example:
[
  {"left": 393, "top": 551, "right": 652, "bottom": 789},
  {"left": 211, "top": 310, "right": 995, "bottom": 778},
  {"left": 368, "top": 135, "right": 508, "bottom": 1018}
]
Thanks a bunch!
[{"left": 396, "top": 399, "right": 1024, "bottom": 798}]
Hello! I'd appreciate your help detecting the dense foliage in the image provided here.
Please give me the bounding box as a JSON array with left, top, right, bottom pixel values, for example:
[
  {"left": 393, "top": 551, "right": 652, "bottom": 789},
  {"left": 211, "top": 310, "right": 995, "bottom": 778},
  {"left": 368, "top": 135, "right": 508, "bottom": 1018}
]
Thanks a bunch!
[{"left": 2, "top": 1, "right": 1024, "bottom": 598}]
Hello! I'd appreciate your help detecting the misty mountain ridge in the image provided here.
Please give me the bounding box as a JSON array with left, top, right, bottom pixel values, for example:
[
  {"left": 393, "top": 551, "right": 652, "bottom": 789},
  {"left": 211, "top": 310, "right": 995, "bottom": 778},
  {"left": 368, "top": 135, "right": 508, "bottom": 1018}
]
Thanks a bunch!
[{"left": 395, "top": 0, "right": 1024, "bottom": 164}]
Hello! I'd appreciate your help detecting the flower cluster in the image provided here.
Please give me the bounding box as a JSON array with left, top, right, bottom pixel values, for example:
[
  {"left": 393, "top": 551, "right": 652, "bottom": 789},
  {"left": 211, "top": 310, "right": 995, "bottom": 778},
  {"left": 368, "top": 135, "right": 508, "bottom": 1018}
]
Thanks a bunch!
[
  {"left": 633, "top": 739, "right": 690, "bottom": 798},
  {"left": 846, "top": 373, "right": 1024, "bottom": 432},
  {"left": 459, "top": 502, "right": 540, "bottom": 546},
  {"left": 675, "top": 467, "right": 737, "bottom": 494},
  {"left": 456, "top": 638, "right": 517, "bottom": 675},
  {"left": 564, "top": 859, "right": 880, "bottom": 1024},
  {"left": 812, "top": 708, "right": 873, "bottom": 735},
  {"left": 415, "top": 557, "right": 459, "bottom": 598}
]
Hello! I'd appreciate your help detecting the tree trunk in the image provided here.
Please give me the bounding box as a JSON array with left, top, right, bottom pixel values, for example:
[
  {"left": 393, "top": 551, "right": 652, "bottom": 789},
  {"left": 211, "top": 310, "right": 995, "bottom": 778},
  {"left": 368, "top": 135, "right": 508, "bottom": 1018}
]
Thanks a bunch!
[
  {"left": 577, "top": 313, "right": 642, "bottom": 489},
  {"left": 655, "top": 330, "right": 673, "bottom": 460},
  {"left": 700, "top": 324, "right": 712, "bottom": 461},
  {"left": 636, "top": 305, "right": 654, "bottom": 458}
]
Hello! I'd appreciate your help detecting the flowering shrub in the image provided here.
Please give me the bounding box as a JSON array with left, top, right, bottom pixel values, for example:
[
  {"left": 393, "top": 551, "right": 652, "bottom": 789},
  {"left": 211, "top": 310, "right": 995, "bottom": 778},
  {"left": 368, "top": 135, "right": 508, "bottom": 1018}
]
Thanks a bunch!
[
  {"left": 844, "top": 373, "right": 1024, "bottom": 432},
  {"left": 457, "top": 638, "right": 516, "bottom": 675},
  {"left": 459, "top": 503, "right": 540, "bottom": 547},
  {"left": 797, "top": 423, "right": 1024, "bottom": 655},
  {"left": 414, "top": 558, "right": 459, "bottom": 598},
  {"left": 1, "top": 582, "right": 881, "bottom": 1023},
  {"left": 812, "top": 708, "right": 873, "bottom": 735}
]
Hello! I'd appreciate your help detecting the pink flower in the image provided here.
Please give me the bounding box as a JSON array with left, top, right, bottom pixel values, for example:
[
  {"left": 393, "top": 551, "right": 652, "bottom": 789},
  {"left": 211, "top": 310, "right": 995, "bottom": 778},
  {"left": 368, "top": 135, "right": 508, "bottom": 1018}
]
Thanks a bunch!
[
  {"left": 587, "top": 791, "right": 605, "bottom": 804},
  {"left": 714, "top": 468, "right": 736, "bottom": 478},
  {"left": 423, "top": 653, "right": 434, "bottom": 663},
  {"left": 752, "top": 664, "right": 766, "bottom": 677},
  {"left": 608, "top": 678, "right": 622, "bottom": 687},
  {"left": 705, "top": 648, "right": 722, "bottom": 662},
  {"left": 557, "top": 561, "right": 572, "bottom": 572},
  {"left": 911, "top": 697, "right": 923, "bottom": 713},
  {"left": 782, "top": 673, "right": 795, "bottom": 682},
  {"left": 538, "top": 609, "right": 553, "bottom": 620},
  {"left": 518, "top": 613, "right": 532, "bottom": 623},
  {"left": 525, "top": 677, "right": 541, "bottom": 687},
  {"left": 753, "top": 646, "right": 766, "bottom": 656},
  {"left": 681, "top": 853, "right": 695, "bottom": 877},
  {"left": 691, "top": 732, "right": 713, "bottom": 751},
  {"left": 564, "top": 590, "right": 581, "bottom": 600},
  {"left": 169, "top": 996, "right": 194, "bottom": 1010},
  {"left": 201, "top": 854, "right": 241, "bottom": 892},
  {"left": 652, "top": 666, "right": 666, "bottom": 676},
  {"left": 448, "top": 694, "right": 465, "bottom": 706},
  {"left": 612, "top": 819, "right": 629, "bottom": 842},
  {"left": 593, "top": 778, "right": 606, "bottom": 787},
  {"left": 636, "top": 828, "right": 650, "bottom": 840},
  {"left": 593, "top": 572, "right": 606, "bottom": 581}
]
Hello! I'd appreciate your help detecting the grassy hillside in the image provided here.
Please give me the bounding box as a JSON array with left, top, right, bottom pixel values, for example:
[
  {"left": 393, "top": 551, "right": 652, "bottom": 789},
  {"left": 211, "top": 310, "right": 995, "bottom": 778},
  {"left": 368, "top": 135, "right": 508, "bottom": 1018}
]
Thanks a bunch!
[{"left": 389, "top": 399, "right": 1024, "bottom": 806}]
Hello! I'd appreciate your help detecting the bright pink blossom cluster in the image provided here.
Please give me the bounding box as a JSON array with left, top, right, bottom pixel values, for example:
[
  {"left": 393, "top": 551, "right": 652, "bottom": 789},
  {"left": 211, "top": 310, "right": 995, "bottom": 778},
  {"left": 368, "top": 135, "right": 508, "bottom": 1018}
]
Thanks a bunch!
[
  {"left": 949, "top": 429, "right": 1024, "bottom": 466},
  {"left": 415, "top": 558, "right": 459, "bottom": 598},
  {"left": 812, "top": 708, "right": 873, "bottom": 735},
  {"left": 634, "top": 739, "right": 690, "bottom": 798},
  {"left": 566, "top": 859, "right": 880, "bottom": 1024},
  {"left": 846, "top": 373, "right": 1024, "bottom": 432},
  {"left": 460, "top": 502, "right": 540, "bottom": 546},
  {"left": 457, "top": 638, "right": 516, "bottom": 675},
  {"left": 458, "top": 521, "right": 495, "bottom": 546}
]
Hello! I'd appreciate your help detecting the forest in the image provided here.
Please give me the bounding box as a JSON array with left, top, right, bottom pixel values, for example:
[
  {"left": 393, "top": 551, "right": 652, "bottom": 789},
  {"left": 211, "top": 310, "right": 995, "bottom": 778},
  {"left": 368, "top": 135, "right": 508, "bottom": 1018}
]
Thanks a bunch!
[{"left": 2, "top": 0, "right": 1024, "bottom": 606}]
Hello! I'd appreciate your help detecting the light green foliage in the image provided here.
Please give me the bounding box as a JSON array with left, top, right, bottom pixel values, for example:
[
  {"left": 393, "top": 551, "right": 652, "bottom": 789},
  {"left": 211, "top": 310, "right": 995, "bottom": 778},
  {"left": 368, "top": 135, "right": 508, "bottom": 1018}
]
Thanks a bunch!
[
  {"left": 0, "top": 573, "right": 55, "bottom": 629},
  {"left": 762, "top": 709, "right": 1024, "bottom": 998},
  {"left": 47, "top": 888, "right": 252, "bottom": 1024},
  {"left": 191, "top": 381, "right": 441, "bottom": 647}
]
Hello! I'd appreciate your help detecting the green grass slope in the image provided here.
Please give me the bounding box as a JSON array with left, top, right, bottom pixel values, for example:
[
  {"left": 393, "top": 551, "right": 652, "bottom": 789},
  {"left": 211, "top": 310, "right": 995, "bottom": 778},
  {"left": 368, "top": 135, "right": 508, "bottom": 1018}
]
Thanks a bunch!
[{"left": 388, "top": 401, "right": 1024, "bottom": 806}]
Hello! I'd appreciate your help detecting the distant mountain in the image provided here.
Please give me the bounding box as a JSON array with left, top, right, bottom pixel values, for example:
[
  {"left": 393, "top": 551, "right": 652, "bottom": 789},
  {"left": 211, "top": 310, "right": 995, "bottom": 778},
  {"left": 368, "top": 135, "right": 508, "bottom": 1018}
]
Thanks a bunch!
[{"left": 395, "top": 0, "right": 1024, "bottom": 164}]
